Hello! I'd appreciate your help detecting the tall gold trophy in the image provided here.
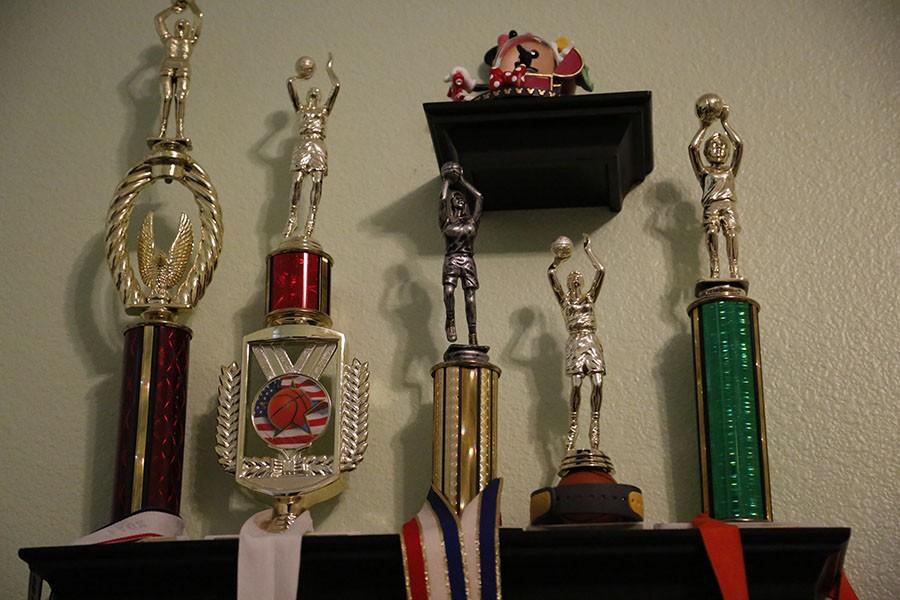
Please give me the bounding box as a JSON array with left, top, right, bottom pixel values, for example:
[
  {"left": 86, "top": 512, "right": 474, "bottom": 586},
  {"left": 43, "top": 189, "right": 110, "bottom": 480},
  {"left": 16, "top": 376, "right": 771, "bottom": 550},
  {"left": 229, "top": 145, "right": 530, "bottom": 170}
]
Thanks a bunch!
[
  {"left": 216, "top": 55, "right": 368, "bottom": 531},
  {"left": 106, "top": 0, "right": 222, "bottom": 521},
  {"left": 431, "top": 162, "right": 501, "bottom": 515}
]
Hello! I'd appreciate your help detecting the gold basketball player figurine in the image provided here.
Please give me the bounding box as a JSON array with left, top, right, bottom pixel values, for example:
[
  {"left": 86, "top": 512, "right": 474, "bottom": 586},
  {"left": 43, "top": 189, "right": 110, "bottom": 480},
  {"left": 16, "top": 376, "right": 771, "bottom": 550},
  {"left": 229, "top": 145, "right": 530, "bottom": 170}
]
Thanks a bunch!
[{"left": 689, "top": 93, "right": 744, "bottom": 280}]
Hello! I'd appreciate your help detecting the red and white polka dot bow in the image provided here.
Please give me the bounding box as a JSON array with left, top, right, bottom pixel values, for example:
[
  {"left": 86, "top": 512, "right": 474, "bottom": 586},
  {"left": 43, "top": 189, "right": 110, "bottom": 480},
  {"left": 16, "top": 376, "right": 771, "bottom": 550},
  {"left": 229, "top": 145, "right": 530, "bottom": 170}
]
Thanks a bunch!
[{"left": 488, "top": 64, "right": 528, "bottom": 91}]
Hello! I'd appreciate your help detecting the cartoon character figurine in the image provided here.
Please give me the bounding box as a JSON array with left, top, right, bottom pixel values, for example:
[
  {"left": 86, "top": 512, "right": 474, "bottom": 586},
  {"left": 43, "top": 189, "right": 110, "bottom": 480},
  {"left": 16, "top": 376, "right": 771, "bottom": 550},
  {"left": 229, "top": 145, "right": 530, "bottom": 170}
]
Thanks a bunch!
[{"left": 445, "top": 30, "right": 593, "bottom": 101}]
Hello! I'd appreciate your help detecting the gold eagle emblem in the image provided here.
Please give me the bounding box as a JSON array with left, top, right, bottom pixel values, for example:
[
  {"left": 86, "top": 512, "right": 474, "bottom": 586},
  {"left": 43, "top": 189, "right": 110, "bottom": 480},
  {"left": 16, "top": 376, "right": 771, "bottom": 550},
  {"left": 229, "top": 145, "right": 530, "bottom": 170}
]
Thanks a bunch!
[{"left": 137, "top": 212, "right": 194, "bottom": 303}]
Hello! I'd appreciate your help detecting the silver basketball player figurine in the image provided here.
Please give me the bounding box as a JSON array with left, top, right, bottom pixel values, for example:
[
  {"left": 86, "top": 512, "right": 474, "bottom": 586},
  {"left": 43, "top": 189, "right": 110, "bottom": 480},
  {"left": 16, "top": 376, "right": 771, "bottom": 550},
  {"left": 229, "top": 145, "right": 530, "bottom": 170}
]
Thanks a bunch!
[
  {"left": 549, "top": 235, "right": 606, "bottom": 453},
  {"left": 439, "top": 161, "right": 484, "bottom": 346},
  {"left": 283, "top": 54, "right": 341, "bottom": 242},
  {"left": 155, "top": 0, "right": 202, "bottom": 140},
  {"left": 689, "top": 93, "right": 744, "bottom": 279}
]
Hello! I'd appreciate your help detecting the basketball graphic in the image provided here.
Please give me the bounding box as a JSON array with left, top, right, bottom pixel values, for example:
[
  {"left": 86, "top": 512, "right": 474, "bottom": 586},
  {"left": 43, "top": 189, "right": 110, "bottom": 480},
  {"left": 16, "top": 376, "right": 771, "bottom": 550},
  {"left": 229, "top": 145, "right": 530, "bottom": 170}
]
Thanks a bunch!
[{"left": 252, "top": 374, "right": 331, "bottom": 450}]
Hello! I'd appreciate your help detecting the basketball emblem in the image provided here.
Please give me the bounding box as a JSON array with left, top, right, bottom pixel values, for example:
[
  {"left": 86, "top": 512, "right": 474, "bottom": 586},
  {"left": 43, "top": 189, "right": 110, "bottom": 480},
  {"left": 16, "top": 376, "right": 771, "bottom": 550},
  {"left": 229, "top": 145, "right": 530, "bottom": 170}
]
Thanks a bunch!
[{"left": 252, "top": 374, "right": 331, "bottom": 450}]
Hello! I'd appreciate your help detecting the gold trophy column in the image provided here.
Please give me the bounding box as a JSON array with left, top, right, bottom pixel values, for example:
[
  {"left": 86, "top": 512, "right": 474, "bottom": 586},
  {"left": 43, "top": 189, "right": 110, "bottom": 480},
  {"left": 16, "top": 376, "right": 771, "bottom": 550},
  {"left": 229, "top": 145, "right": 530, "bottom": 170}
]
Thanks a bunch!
[{"left": 431, "top": 355, "right": 500, "bottom": 515}]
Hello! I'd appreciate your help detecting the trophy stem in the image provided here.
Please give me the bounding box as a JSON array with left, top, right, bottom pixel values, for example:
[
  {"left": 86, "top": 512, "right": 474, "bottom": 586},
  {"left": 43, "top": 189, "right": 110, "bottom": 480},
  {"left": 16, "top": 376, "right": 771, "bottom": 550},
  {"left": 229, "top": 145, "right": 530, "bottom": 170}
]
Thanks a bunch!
[
  {"left": 263, "top": 496, "right": 308, "bottom": 533},
  {"left": 431, "top": 345, "right": 500, "bottom": 515},
  {"left": 689, "top": 281, "right": 772, "bottom": 521},
  {"left": 112, "top": 321, "right": 191, "bottom": 520}
]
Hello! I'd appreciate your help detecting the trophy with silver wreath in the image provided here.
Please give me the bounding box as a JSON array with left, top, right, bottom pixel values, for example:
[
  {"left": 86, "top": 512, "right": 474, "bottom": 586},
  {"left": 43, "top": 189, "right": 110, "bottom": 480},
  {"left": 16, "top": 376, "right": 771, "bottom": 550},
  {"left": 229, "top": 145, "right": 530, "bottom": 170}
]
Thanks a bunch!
[
  {"left": 106, "top": 0, "right": 222, "bottom": 521},
  {"left": 215, "top": 55, "right": 368, "bottom": 532}
]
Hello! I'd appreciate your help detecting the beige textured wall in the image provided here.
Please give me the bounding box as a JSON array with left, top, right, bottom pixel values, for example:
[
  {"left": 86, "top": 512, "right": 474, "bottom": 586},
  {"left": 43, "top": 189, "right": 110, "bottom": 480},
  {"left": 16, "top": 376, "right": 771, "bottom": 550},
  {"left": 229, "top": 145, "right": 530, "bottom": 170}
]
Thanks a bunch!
[{"left": 1, "top": 0, "right": 898, "bottom": 597}]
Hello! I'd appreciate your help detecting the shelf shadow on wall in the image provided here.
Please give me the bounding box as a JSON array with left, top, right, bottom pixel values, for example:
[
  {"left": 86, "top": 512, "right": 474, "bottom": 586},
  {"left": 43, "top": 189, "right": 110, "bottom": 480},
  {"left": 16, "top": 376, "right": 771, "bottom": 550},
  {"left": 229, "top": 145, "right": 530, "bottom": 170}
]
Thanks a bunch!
[
  {"left": 380, "top": 264, "right": 440, "bottom": 522},
  {"left": 502, "top": 308, "right": 565, "bottom": 485},
  {"left": 67, "top": 234, "right": 124, "bottom": 530},
  {"left": 645, "top": 180, "right": 702, "bottom": 519},
  {"left": 366, "top": 179, "right": 616, "bottom": 256}
]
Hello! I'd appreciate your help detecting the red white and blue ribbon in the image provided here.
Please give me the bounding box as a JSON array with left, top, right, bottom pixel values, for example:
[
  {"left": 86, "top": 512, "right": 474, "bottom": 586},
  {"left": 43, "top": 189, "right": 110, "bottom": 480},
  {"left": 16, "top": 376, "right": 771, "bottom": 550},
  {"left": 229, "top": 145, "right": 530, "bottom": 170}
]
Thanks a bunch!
[{"left": 401, "top": 479, "right": 502, "bottom": 600}]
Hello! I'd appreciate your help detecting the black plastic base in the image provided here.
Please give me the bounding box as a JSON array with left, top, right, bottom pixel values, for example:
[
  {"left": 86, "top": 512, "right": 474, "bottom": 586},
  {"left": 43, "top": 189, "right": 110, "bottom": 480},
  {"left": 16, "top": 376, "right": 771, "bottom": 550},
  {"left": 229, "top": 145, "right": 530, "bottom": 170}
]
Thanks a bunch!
[
  {"left": 20, "top": 526, "right": 849, "bottom": 599},
  {"left": 531, "top": 483, "right": 644, "bottom": 525}
]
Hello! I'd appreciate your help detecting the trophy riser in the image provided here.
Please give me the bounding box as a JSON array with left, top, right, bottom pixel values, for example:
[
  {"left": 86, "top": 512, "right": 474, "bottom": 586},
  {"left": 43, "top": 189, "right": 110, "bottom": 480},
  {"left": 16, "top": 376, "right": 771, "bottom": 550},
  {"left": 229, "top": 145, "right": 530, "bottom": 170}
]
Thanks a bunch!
[
  {"left": 266, "top": 247, "right": 332, "bottom": 326},
  {"left": 113, "top": 322, "right": 191, "bottom": 520},
  {"left": 431, "top": 357, "right": 500, "bottom": 515},
  {"left": 690, "top": 291, "right": 773, "bottom": 521}
]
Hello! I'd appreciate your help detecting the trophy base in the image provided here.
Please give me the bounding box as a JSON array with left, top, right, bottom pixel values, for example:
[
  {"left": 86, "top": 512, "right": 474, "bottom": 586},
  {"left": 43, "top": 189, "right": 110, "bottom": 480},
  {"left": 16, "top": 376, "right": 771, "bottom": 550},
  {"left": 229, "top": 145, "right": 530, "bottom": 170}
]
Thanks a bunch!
[
  {"left": 276, "top": 235, "right": 323, "bottom": 253},
  {"left": 693, "top": 277, "right": 749, "bottom": 299},
  {"left": 443, "top": 343, "right": 490, "bottom": 363},
  {"left": 530, "top": 449, "right": 643, "bottom": 525},
  {"left": 557, "top": 448, "right": 615, "bottom": 478},
  {"left": 530, "top": 467, "right": 644, "bottom": 525},
  {"left": 146, "top": 137, "right": 192, "bottom": 151},
  {"left": 254, "top": 477, "right": 346, "bottom": 533}
]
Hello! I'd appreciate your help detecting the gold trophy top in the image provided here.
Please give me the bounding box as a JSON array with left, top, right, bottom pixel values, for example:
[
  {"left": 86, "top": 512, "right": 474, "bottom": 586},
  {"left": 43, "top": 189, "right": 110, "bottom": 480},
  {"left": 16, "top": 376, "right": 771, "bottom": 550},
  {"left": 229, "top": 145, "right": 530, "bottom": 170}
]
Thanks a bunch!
[{"left": 106, "top": 0, "right": 221, "bottom": 322}]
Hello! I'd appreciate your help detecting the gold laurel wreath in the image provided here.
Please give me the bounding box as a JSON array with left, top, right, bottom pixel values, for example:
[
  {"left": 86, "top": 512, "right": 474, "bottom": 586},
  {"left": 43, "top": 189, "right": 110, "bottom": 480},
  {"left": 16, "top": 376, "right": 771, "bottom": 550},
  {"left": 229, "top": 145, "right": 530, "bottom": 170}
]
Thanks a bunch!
[
  {"left": 240, "top": 455, "right": 333, "bottom": 479},
  {"left": 215, "top": 362, "right": 241, "bottom": 473},
  {"left": 340, "top": 358, "right": 369, "bottom": 471}
]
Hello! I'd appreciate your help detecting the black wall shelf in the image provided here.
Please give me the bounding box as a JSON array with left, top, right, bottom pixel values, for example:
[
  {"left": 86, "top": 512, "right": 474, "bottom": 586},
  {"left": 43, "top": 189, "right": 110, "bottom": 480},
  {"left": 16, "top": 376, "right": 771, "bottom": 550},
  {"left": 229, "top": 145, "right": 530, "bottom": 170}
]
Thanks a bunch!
[
  {"left": 20, "top": 525, "right": 849, "bottom": 599},
  {"left": 423, "top": 92, "right": 654, "bottom": 212}
]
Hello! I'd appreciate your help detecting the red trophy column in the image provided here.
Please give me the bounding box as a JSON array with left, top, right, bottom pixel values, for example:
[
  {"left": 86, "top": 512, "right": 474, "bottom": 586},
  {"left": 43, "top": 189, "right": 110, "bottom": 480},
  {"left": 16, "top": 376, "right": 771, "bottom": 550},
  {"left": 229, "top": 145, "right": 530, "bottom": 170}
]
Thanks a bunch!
[
  {"left": 113, "top": 323, "right": 191, "bottom": 520},
  {"left": 267, "top": 248, "right": 332, "bottom": 321}
]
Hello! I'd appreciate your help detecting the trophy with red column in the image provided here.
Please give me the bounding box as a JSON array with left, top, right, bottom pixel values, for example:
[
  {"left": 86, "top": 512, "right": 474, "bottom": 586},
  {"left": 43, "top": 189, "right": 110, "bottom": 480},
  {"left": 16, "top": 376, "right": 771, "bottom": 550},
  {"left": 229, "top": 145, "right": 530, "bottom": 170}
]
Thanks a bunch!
[
  {"left": 215, "top": 55, "right": 368, "bottom": 532},
  {"left": 106, "top": 0, "right": 222, "bottom": 520}
]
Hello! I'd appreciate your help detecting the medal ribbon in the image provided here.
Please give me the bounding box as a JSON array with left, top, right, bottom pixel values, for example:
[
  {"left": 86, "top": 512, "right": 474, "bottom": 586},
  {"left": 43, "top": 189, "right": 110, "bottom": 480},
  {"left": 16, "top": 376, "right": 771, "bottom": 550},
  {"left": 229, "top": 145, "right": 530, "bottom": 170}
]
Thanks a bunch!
[
  {"left": 692, "top": 513, "right": 858, "bottom": 600},
  {"left": 401, "top": 479, "right": 503, "bottom": 600},
  {"left": 692, "top": 513, "right": 749, "bottom": 600}
]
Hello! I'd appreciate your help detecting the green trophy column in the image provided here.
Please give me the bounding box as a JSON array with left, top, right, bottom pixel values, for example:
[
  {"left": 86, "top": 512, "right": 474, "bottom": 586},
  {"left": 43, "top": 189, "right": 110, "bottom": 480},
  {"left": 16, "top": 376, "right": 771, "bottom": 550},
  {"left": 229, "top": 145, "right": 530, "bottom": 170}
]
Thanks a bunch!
[{"left": 690, "top": 284, "right": 772, "bottom": 521}]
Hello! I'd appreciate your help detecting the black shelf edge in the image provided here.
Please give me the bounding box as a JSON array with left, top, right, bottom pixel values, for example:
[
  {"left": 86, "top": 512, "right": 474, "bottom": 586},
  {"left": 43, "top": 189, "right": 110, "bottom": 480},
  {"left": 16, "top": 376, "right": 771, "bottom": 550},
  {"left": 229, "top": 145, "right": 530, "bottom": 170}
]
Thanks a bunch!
[
  {"left": 20, "top": 526, "right": 849, "bottom": 599},
  {"left": 423, "top": 91, "right": 654, "bottom": 212}
]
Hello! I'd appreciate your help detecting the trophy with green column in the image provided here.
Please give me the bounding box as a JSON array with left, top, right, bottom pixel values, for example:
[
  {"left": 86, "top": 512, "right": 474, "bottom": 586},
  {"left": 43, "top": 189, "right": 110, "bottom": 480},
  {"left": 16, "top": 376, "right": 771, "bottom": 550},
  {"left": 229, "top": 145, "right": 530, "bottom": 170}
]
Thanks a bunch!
[{"left": 687, "top": 94, "right": 772, "bottom": 521}]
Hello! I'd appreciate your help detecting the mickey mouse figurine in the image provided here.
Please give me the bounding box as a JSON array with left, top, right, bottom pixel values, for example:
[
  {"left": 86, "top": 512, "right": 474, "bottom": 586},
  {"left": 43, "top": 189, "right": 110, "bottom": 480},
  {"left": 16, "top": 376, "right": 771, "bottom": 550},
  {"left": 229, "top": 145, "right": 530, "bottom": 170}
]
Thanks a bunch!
[{"left": 445, "top": 30, "right": 593, "bottom": 101}]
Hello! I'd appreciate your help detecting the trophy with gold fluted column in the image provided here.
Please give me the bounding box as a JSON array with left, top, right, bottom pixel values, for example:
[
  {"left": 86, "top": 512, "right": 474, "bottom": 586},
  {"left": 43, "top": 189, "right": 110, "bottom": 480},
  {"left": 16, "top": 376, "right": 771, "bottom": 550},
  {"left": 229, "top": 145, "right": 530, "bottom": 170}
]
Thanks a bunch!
[
  {"left": 216, "top": 55, "right": 368, "bottom": 532},
  {"left": 106, "top": 0, "right": 222, "bottom": 521},
  {"left": 529, "top": 235, "right": 643, "bottom": 525},
  {"left": 430, "top": 162, "right": 501, "bottom": 516},
  {"left": 687, "top": 94, "right": 772, "bottom": 521}
]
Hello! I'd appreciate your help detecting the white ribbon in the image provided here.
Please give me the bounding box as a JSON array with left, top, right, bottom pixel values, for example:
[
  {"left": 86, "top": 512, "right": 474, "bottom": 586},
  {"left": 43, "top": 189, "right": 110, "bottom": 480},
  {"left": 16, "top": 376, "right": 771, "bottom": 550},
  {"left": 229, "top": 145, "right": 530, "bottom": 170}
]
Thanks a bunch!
[
  {"left": 237, "top": 509, "right": 314, "bottom": 600},
  {"left": 71, "top": 510, "right": 185, "bottom": 545}
]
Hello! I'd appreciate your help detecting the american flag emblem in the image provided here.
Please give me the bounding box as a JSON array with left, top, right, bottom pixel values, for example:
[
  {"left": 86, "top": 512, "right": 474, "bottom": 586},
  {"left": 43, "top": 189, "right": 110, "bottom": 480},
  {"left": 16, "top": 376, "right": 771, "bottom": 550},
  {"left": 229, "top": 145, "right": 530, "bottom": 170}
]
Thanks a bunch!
[{"left": 252, "top": 374, "right": 331, "bottom": 450}]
